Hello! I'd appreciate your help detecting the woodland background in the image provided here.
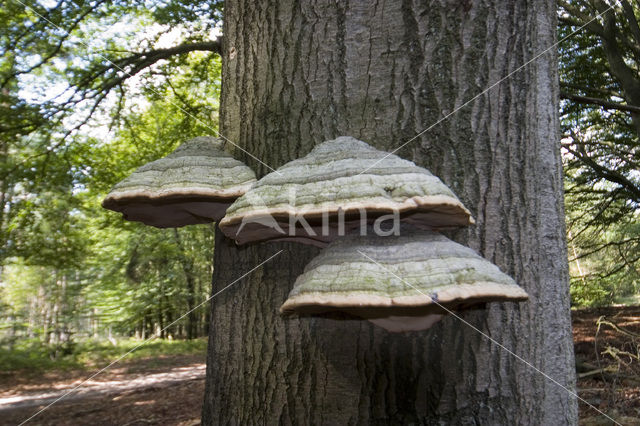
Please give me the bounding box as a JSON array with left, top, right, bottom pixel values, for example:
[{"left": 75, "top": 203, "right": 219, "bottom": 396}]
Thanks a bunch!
[{"left": 0, "top": 0, "right": 638, "bottom": 374}]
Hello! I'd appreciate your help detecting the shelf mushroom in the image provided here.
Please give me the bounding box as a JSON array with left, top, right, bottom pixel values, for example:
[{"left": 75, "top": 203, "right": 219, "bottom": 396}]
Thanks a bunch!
[
  {"left": 102, "top": 137, "right": 257, "bottom": 228},
  {"left": 280, "top": 227, "right": 528, "bottom": 332},
  {"left": 219, "top": 136, "right": 474, "bottom": 246}
]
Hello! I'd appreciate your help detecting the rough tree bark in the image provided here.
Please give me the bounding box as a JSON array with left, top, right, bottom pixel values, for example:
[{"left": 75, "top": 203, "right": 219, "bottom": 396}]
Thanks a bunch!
[{"left": 203, "top": 1, "right": 576, "bottom": 424}]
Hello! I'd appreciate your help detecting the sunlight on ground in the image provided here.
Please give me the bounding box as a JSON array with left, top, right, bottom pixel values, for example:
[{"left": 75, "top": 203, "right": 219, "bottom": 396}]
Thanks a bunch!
[{"left": 133, "top": 399, "right": 155, "bottom": 406}]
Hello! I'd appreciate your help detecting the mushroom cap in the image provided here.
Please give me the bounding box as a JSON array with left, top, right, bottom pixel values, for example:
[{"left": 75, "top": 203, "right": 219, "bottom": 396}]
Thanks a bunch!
[
  {"left": 219, "top": 136, "right": 474, "bottom": 246},
  {"left": 102, "top": 137, "right": 257, "bottom": 227},
  {"left": 280, "top": 228, "right": 528, "bottom": 332}
]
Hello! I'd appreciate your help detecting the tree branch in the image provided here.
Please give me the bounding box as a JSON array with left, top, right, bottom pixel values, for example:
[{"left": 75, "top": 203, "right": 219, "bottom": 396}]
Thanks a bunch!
[
  {"left": 560, "top": 81, "right": 621, "bottom": 98},
  {"left": 570, "top": 237, "right": 640, "bottom": 261},
  {"left": 601, "top": 10, "right": 640, "bottom": 104},
  {"left": 560, "top": 91, "right": 640, "bottom": 113},
  {"left": 558, "top": 1, "right": 606, "bottom": 35},
  {"left": 565, "top": 142, "right": 640, "bottom": 203},
  {"left": 0, "top": 1, "right": 105, "bottom": 91},
  {"left": 621, "top": 1, "right": 640, "bottom": 42}
]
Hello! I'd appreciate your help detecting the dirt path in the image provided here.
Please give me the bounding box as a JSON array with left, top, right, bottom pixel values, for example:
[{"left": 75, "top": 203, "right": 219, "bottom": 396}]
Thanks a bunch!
[
  {"left": 0, "top": 355, "right": 206, "bottom": 426},
  {"left": 0, "top": 363, "right": 205, "bottom": 411}
]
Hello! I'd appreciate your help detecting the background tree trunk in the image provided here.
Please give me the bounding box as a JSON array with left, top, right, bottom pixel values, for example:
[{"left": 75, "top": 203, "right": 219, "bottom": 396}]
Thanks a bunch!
[{"left": 203, "top": 1, "right": 576, "bottom": 424}]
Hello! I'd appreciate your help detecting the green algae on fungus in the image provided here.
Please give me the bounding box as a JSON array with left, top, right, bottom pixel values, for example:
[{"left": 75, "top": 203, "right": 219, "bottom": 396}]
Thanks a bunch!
[
  {"left": 102, "top": 137, "right": 257, "bottom": 228},
  {"left": 280, "top": 228, "right": 528, "bottom": 332},
  {"left": 219, "top": 136, "right": 474, "bottom": 246}
]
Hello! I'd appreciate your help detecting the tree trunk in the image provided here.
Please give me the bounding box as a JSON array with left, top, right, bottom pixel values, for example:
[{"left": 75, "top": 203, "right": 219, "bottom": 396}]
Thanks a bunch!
[
  {"left": 158, "top": 282, "right": 165, "bottom": 340},
  {"left": 173, "top": 228, "right": 198, "bottom": 339},
  {"left": 0, "top": 139, "right": 8, "bottom": 250},
  {"left": 203, "top": 1, "right": 576, "bottom": 424}
]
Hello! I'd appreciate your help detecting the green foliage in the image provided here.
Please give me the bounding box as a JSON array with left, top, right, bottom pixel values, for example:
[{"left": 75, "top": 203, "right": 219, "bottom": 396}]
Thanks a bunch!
[
  {"left": 0, "top": 71, "right": 220, "bottom": 342},
  {"left": 0, "top": 337, "right": 207, "bottom": 373},
  {"left": 0, "top": 0, "right": 223, "bottom": 352},
  {"left": 558, "top": 1, "right": 640, "bottom": 306},
  {"left": 0, "top": 338, "right": 80, "bottom": 372},
  {"left": 567, "top": 210, "right": 640, "bottom": 306}
]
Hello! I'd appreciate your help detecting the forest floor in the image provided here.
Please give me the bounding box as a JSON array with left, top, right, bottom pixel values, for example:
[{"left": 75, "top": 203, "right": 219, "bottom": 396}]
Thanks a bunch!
[
  {"left": 574, "top": 305, "right": 640, "bottom": 425},
  {"left": 0, "top": 354, "right": 205, "bottom": 426},
  {"left": 1, "top": 307, "right": 640, "bottom": 425}
]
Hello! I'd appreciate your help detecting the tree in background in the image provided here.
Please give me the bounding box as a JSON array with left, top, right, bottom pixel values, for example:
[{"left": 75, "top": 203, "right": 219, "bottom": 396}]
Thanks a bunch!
[{"left": 558, "top": 0, "right": 640, "bottom": 305}]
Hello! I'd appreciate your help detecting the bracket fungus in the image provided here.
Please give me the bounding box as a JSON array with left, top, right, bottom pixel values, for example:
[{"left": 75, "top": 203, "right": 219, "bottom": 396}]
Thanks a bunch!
[
  {"left": 219, "top": 136, "right": 474, "bottom": 246},
  {"left": 280, "top": 227, "right": 528, "bottom": 332},
  {"left": 102, "top": 137, "right": 257, "bottom": 228}
]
